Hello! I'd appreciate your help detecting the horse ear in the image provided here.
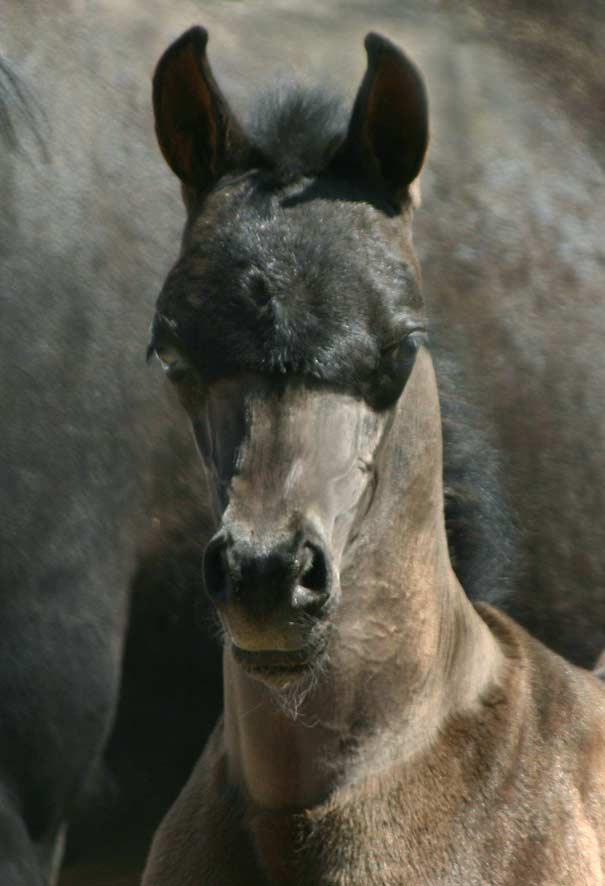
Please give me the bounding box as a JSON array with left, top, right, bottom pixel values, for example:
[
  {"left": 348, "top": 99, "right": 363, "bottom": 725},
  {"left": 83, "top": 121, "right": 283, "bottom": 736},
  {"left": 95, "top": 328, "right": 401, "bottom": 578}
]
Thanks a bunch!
[
  {"left": 344, "top": 33, "right": 429, "bottom": 203},
  {"left": 152, "top": 26, "right": 250, "bottom": 194}
]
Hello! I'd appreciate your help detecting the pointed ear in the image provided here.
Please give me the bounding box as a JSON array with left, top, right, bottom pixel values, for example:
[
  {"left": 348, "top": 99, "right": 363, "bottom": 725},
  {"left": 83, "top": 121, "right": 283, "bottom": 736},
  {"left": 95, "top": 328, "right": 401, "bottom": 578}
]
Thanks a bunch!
[
  {"left": 344, "top": 33, "right": 429, "bottom": 204},
  {"left": 152, "top": 26, "right": 251, "bottom": 194}
]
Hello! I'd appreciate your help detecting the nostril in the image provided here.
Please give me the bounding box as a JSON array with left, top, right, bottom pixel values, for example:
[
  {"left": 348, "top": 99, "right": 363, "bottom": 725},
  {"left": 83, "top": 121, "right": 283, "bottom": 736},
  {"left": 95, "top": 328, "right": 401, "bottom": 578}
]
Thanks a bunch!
[
  {"left": 292, "top": 542, "right": 330, "bottom": 612},
  {"left": 300, "top": 543, "right": 327, "bottom": 593},
  {"left": 203, "top": 535, "right": 230, "bottom": 603}
]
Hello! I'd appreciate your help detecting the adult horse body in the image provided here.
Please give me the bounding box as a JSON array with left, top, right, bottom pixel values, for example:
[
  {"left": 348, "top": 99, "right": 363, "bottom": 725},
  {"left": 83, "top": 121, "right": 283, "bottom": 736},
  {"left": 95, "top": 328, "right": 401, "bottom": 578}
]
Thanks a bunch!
[{"left": 143, "top": 28, "right": 605, "bottom": 885}]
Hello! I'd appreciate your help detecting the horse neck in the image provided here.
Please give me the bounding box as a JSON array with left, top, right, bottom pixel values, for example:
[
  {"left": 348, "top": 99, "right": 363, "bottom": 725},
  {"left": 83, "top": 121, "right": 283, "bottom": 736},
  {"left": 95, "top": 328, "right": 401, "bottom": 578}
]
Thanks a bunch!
[{"left": 223, "top": 350, "right": 503, "bottom": 810}]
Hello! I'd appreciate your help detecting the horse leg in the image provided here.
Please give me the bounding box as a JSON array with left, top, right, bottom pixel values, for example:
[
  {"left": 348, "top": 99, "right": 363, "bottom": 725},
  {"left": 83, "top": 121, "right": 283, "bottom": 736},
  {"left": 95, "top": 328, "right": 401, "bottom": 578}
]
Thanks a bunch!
[
  {"left": 41, "top": 822, "right": 66, "bottom": 886},
  {"left": 143, "top": 719, "right": 263, "bottom": 886},
  {"left": 0, "top": 795, "right": 45, "bottom": 886}
]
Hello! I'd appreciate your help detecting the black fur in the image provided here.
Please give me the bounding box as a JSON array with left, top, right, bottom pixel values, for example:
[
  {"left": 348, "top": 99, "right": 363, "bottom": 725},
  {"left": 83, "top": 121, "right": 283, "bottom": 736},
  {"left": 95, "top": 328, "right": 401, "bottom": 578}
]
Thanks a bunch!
[
  {"left": 244, "top": 81, "right": 349, "bottom": 187},
  {"left": 436, "top": 351, "right": 519, "bottom": 606}
]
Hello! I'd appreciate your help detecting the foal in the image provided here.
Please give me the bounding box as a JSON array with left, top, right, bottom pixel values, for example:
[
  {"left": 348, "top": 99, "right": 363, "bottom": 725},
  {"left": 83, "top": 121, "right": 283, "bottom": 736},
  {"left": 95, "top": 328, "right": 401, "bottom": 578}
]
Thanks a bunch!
[{"left": 143, "top": 27, "right": 605, "bottom": 885}]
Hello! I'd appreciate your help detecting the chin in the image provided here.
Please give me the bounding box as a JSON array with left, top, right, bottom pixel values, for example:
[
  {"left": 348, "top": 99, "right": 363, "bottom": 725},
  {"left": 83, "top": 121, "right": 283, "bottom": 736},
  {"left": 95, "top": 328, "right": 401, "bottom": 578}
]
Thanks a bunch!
[{"left": 229, "top": 628, "right": 330, "bottom": 702}]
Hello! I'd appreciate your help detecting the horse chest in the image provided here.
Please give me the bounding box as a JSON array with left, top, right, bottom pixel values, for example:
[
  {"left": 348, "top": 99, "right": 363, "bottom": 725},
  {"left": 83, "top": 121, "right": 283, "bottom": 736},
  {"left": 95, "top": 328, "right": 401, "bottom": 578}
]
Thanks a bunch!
[
  {"left": 242, "top": 760, "right": 604, "bottom": 886},
  {"left": 247, "top": 810, "right": 303, "bottom": 885},
  {"left": 244, "top": 790, "right": 481, "bottom": 886}
]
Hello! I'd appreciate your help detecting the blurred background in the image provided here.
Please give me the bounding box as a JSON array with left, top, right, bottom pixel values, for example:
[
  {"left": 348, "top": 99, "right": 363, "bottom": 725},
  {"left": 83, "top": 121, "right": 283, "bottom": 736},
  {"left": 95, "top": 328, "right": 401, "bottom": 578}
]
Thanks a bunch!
[{"left": 1, "top": 1, "right": 603, "bottom": 883}]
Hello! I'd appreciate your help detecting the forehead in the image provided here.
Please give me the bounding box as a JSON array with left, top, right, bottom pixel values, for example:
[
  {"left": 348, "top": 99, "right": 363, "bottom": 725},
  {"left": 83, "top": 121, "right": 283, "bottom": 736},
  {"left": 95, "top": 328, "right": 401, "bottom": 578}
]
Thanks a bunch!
[{"left": 155, "top": 173, "right": 424, "bottom": 393}]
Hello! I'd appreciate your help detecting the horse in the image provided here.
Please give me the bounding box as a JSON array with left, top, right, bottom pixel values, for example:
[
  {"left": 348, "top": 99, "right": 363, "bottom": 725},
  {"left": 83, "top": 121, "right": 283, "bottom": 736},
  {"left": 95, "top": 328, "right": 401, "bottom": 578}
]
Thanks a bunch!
[
  {"left": 142, "top": 27, "right": 605, "bottom": 885},
  {"left": 1, "top": 2, "right": 604, "bottom": 883}
]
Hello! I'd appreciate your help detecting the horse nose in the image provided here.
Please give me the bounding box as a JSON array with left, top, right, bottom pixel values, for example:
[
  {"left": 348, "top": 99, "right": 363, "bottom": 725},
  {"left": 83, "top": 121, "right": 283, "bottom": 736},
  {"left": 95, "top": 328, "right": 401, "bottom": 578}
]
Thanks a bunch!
[{"left": 202, "top": 530, "right": 331, "bottom": 615}]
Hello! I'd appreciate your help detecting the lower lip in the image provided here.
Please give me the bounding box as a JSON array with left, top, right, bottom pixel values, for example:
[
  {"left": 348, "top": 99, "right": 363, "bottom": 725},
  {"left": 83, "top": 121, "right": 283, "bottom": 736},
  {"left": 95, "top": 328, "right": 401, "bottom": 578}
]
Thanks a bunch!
[{"left": 232, "top": 644, "right": 316, "bottom": 675}]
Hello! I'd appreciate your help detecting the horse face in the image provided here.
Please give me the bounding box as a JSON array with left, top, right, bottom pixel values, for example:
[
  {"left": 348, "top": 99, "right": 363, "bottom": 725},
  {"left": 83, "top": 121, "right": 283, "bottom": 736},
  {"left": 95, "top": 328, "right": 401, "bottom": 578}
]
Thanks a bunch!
[
  {"left": 150, "top": 27, "right": 429, "bottom": 683},
  {"left": 156, "top": 344, "right": 437, "bottom": 687},
  {"left": 151, "top": 183, "right": 428, "bottom": 681},
  {"left": 186, "top": 375, "right": 384, "bottom": 671}
]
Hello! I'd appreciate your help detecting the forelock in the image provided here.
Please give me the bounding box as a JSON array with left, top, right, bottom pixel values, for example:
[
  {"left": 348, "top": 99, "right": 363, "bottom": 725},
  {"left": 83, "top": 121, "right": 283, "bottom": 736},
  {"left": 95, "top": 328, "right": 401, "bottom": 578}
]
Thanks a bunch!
[{"left": 244, "top": 79, "right": 349, "bottom": 187}]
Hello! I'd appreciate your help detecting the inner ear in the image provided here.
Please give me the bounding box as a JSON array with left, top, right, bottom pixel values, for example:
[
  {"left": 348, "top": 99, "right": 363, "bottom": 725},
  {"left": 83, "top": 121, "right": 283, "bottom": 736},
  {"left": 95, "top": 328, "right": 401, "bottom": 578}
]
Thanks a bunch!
[
  {"left": 345, "top": 32, "right": 429, "bottom": 202},
  {"left": 152, "top": 26, "right": 252, "bottom": 193}
]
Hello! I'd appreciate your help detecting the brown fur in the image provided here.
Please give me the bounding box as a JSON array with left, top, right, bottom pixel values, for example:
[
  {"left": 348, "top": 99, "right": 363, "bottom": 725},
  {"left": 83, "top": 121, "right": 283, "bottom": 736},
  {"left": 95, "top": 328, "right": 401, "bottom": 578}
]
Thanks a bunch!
[{"left": 144, "top": 607, "right": 605, "bottom": 885}]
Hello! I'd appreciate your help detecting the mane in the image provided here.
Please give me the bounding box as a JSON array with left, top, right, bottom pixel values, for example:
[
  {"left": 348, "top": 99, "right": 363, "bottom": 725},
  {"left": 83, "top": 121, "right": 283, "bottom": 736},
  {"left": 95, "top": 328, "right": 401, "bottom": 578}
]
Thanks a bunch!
[
  {"left": 435, "top": 346, "right": 520, "bottom": 609},
  {"left": 244, "top": 79, "right": 349, "bottom": 186}
]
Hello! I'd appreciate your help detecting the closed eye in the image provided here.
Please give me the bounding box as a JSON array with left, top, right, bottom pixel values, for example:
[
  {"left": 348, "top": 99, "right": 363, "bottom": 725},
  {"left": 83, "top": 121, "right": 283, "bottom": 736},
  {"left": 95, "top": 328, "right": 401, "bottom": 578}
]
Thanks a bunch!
[
  {"left": 152, "top": 345, "right": 191, "bottom": 382},
  {"left": 381, "top": 328, "right": 427, "bottom": 356}
]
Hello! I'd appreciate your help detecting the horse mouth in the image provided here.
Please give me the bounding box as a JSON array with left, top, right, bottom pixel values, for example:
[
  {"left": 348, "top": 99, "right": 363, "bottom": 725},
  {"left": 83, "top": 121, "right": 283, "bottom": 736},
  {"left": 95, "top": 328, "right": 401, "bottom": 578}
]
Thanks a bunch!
[{"left": 231, "top": 641, "right": 325, "bottom": 684}]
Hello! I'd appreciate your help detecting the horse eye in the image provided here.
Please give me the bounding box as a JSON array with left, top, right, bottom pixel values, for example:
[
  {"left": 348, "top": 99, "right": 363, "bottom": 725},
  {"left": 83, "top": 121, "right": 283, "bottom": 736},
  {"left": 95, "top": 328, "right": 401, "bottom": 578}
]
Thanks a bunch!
[
  {"left": 165, "top": 363, "right": 190, "bottom": 383},
  {"left": 155, "top": 347, "right": 191, "bottom": 383},
  {"left": 374, "top": 329, "right": 427, "bottom": 408},
  {"left": 385, "top": 330, "right": 427, "bottom": 376}
]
